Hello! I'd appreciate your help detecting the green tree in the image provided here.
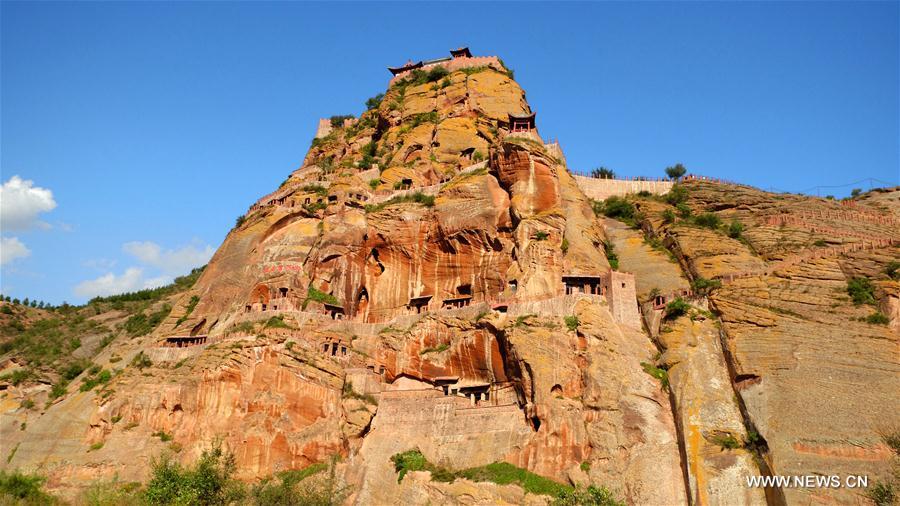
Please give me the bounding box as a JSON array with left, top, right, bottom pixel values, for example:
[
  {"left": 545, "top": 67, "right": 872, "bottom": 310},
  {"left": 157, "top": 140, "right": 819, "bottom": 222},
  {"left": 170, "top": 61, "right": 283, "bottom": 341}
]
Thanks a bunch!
[
  {"left": 850, "top": 188, "right": 862, "bottom": 197},
  {"left": 591, "top": 167, "right": 615, "bottom": 179},
  {"left": 365, "top": 93, "right": 384, "bottom": 110},
  {"left": 665, "top": 163, "right": 687, "bottom": 180}
]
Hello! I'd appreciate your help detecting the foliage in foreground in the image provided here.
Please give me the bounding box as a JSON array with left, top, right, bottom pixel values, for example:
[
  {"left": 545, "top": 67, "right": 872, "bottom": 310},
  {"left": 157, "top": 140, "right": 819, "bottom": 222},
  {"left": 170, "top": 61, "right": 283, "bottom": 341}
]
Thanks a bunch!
[
  {"left": 144, "top": 443, "right": 244, "bottom": 505},
  {"left": 0, "top": 470, "right": 57, "bottom": 504}
]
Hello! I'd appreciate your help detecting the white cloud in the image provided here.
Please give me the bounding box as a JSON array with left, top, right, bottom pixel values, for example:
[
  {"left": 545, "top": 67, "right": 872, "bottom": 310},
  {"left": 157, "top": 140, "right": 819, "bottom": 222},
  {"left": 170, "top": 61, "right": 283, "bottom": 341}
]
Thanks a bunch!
[
  {"left": 0, "top": 176, "right": 57, "bottom": 231},
  {"left": 73, "top": 267, "right": 170, "bottom": 298},
  {"left": 122, "top": 241, "right": 213, "bottom": 275},
  {"left": 73, "top": 240, "right": 213, "bottom": 299},
  {"left": 0, "top": 237, "right": 30, "bottom": 265}
]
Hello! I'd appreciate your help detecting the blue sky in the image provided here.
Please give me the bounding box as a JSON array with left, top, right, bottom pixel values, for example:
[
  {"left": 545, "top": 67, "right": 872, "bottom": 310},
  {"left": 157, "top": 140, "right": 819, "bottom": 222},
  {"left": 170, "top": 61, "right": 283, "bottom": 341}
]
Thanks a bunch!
[{"left": 2, "top": 1, "right": 898, "bottom": 304}]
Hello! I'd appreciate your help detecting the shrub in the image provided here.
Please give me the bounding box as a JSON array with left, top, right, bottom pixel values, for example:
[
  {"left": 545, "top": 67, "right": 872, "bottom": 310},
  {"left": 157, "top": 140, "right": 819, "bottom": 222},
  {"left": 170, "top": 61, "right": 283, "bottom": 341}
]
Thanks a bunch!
[
  {"left": 865, "top": 312, "right": 890, "bottom": 325},
  {"left": 710, "top": 433, "right": 741, "bottom": 450},
  {"left": 662, "top": 209, "right": 676, "bottom": 224},
  {"left": 664, "top": 184, "right": 688, "bottom": 205},
  {"left": 850, "top": 188, "right": 862, "bottom": 197},
  {"left": 564, "top": 316, "right": 579, "bottom": 332},
  {"left": 664, "top": 298, "right": 690, "bottom": 319},
  {"left": 89, "top": 442, "right": 105, "bottom": 452},
  {"left": 693, "top": 212, "right": 722, "bottom": 230},
  {"left": 727, "top": 220, "right": 744, "bottom": 239},
  {"left": 640, "top": 362, "right": 670, "bottom": 391},
  {"left": 847, "top": 277, "right": 876, "bottom": 305},
  {"left": 676, "top": 203, "right": 692, "bottom": 218},
  {"left": 264, "top": 315, "right": 290, "bottom": 329},
  {"left": 534, "top": 231, "right": 549, "bottom": 241},
  {"left": 305, "top": 286, "right": 339, "bottom": 307},
  {"left": 603, "top": 240, "right": 619, "bottom": 270},
  {"left": 234, "top": 215, "right": 246, "bottom": 229},
  {"left": 329, "top": 115, "right": 354, "bottom": 128},
  {"left": 0, "top": 470, "right": 55, "bottom": 503},
  {"left": 49, "top": 382, "right": 67, "bottom": 400},
  {"left": 144, "top": 442, "right": 244, "bottom": 505},
  {"left": 420, "top": 343, "right": 449, "bottom": 355},
  {"left": 591, "top": 167, "right": 615, "bottom": 179},
  {"left": 368, "top": 178, "right": 380, "bottom": 190},
  {"left": 665, "top": 163, "right": 687, "bottom": 179},
  {"left": 364, "top": 191, "right": 435, "bottom": 213},
  {"left": 124, "top": 305, "right": 172, "bottom": 337},
  {"left": 391, "top": 449, "right": 429, "bottom": 483},
  {"left": 579, "top": 461, "right": 591, "bottom": 473},
  {"left": 691, "top": 277, "right": 722, "bottom": 295},
  {"left": 867, "top": 481, "right": 895, "bottom": 506},
  {"left": 20, "top": 399, "right": 34, "bottom": 410},
  {"left": 250, "top": 462, "right": 341, "bottom": 506},
  {"left": 472, "top": 151, "right": 485, "bottom": 162},
  {"left": 596, "top": 197, "right": 635, "bottom": 221},
  {"left": 560, "top": 238, "right": 569, "bottom": 254},
  {"left": 553, "top": 485, "right": 623, "bottom": 506},
  {"left": 458, "top": 462, "right": 569, "bottom": 498},
  {"left": 813, "top": 239, "right": 827, "bottom": 247},
  {"left": 885, "top": 261, "right": 900, "bottom": 280},
  {"left": 153, "top": 431, "right": 173, "bottom": 442},
  {"left": 175, "top": 295, "right": 200, "bottom": 327},
  {"left": 131, "top": 351, "right": 152, "bottom": 370},
  {"left": 365, "top": 93, "right": 384, "bottom": 110},
  {"left": 61, "top": 360, "right": 90, "bottom": 381},
  {"left": 1, "top": 369, "right": 33, "bottom": 386}
]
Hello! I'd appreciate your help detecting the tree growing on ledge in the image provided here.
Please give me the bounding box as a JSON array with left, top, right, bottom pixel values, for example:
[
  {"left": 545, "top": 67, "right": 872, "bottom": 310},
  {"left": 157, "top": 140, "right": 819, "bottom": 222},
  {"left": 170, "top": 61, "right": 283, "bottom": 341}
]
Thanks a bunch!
[
  {"left": 665, "top": 163, "right": 687, "bottom": 180},
  {"left": 591, "top": 167, "right": 615, "bottom": 179}
]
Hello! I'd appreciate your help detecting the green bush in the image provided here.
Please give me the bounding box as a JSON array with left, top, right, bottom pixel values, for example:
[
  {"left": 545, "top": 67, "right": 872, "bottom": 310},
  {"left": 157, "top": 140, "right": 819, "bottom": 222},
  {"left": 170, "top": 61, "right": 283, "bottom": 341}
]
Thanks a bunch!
[
  {"left": 691, "top": 277, "right": 722, "bottom": 295},
  {"left": 603, "top": 240, "right": 619, "bottom": 270},
  {"left": 391, "top": 450, "right": 429, "bottom": 483},
  {"left": 329, "top": 115, "right": 354, "bottom": 128},
  {"left": 152, "top": 431, "right": 173, "bottom": 442},
  {"left": 124, "top": 305, "right": 172, "bottom": 337},
  {"left": 865, "top": 312, "right": 890, "bottom": 325},
  {"left": 727, "top": 220, "right": 743, "bottom": 239},
  {"left": 534, "top": 231, "right": 549, "bottom": 241},
  {"left": 553, "top": 485, "right": 623, "bottom": 506},
  {"left": 662, "top": 209, "right": 676, "bottom": 224},
  {"left": 664, "top": 184, "right": 688, "bottom": 205},
  {"left": 365, "top": 93, "right": 384, "bottom": 110},
  {"left": 564, "top": 316, "right": 579, "bottom": 332},
  {"left": 49, "top": 382, "right": 67, "bottom": 400},
  {"left": 144, "top": 443, "right": 244, "bottom": 505},
  {"left": 364, "top": 192, "right": 435, "bottom": 213},
  {"left": 420, "top": 343, "right": 449, "bottom": 355},
  {"left": 264, "top": 315, "right": 290, "bottom": 329},
  {"left": 305, "top": 286, "right": 339, "bottom": 307},
  {"left": 693, "top": 212, "right": 721, "bottom": 230},
  {"left": 710, "top": 433, "right": 741, "bottom": 450},
  {"left": 885, "top": 261, "right": 900, "bottom": 280},
  {"left": 175, "top": 295, "right": 200, "bottom": 327},
  {"left": 250, "top": 462, "right": 343, "bottom": 506},
  {"left": 234, "top": 215, "right": 246, "bottom": 229},
  {"left": 595, "top": 197, "right": 635, "bottom": 221},
  {"left": 847, "top": 277, "right": 876, "bottom": 305},
  {"left": 131, "top": 351, "right": 152, "bottom": 370},
  {"left": 676, "top": 203, "right": 692, "bottom": 218},
  {"left": 664, "top": 298, "right": 691, "bottom": 319},
  {"left": 368, "top": 179, "right": 380, "bottom": 190},
  {"left": 640, "top": 362, "right": 670, "bottom": 391},
  {"left": 458, "top": 462, "right": 569, "bottom": 498},
  {"left": 0, "top": 470, "right": 55, "bottom": 504},
  {"left": 867, "top": 481, "right": 895, "bottom": 506},
  {"left": 560, "top": 238, "right": 569, "bottom": 254}
]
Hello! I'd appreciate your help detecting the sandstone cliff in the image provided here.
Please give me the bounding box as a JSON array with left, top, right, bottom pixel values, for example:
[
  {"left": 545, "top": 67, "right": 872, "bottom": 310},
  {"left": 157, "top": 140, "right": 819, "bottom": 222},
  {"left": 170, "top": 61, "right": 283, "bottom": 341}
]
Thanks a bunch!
[{"left": 2, "top": 51, "right": 898, "bottom": 506}]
